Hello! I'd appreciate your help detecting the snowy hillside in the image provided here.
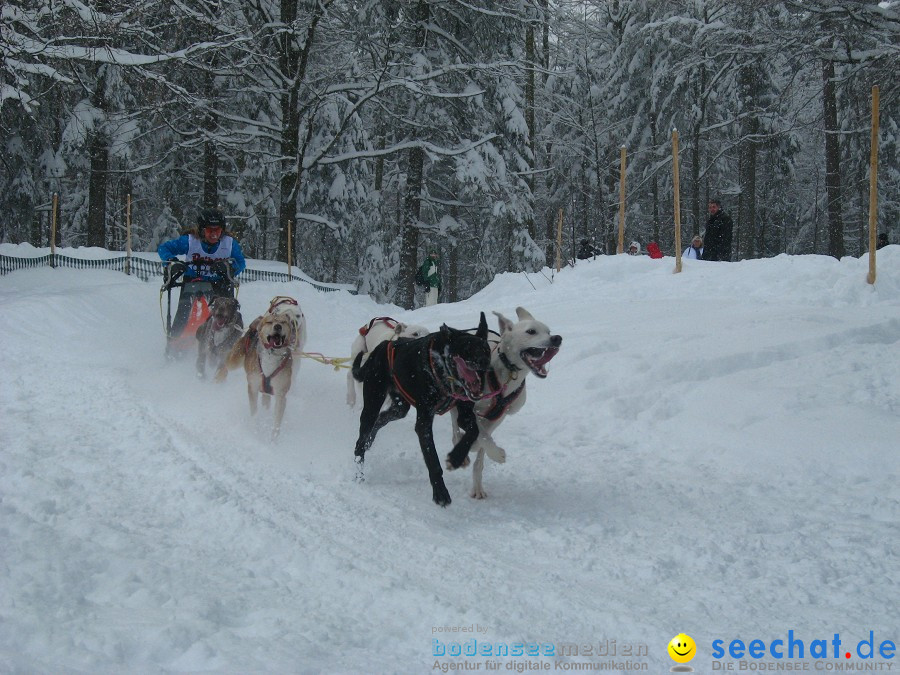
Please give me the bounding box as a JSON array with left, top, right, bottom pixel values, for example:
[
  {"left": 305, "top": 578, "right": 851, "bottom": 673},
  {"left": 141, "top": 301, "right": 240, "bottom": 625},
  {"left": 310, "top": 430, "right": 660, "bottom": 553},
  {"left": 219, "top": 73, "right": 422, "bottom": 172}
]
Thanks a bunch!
[{"left": 1, "top": 244, "right": 898, "bottom": 674}]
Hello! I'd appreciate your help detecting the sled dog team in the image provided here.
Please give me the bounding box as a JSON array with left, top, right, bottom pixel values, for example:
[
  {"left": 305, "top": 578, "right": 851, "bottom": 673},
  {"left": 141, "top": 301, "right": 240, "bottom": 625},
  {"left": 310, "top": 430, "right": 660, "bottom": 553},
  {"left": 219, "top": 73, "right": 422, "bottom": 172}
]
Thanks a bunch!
[{"left": 204, "top": 296, "right": 562, "bottom": 507}]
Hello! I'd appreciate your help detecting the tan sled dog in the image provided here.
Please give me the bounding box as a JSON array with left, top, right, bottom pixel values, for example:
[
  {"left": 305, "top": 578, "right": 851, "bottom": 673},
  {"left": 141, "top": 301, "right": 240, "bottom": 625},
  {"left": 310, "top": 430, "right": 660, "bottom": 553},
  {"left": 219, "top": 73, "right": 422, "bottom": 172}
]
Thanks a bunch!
[{"left": 217, "top": 297, "right": 307, "bottom": 439}]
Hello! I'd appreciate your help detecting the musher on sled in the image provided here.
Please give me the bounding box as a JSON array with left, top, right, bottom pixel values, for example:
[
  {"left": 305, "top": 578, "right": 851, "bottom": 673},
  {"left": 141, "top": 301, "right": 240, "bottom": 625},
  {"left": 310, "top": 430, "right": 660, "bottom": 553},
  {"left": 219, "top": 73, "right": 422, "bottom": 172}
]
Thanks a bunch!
[{"left": 158, "top": 208, "right": 247, "bottom": 358}]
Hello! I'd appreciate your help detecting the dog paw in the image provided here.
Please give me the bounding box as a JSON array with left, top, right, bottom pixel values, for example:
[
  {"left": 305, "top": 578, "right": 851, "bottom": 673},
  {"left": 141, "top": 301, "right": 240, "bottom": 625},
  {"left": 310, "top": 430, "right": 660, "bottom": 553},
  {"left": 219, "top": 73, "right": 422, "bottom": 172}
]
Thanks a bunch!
[
  {"left": 485, "top": 445, "right": 506, "bottom": 464},
  {"left": 470, "top": 488, "right": 488, "bottom": 499},
  {"left": 213, "top": 367, "right": 227, "bottom": 383},
  {"left": 432, "top": 484, "right": 452, "bottom": 507},
  {"left": 444, "top": 454, "right": 470, "bottom": 471}
]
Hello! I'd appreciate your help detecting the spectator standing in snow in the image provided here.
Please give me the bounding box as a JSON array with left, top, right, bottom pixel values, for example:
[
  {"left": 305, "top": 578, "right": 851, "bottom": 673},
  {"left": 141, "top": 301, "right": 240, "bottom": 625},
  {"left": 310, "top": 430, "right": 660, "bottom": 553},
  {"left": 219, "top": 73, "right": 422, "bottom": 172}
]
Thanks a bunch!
[
  {"left": 418, "top": 250, "right": 441, "bottom": 306},
  {"left": 646, "top": 240, "right": 663, "bottom": 259},
  {"left": 627, "top": 241, "right": 641, "bottom": 256},
  {"left": 702, "top": 199, "right": 734, "bottom": 261},
  {"left": 683, "top": 235, "right": 704, "bottom": 260},
  {"left": 576, "top": 238, "right": 598, "bottom": 260}
]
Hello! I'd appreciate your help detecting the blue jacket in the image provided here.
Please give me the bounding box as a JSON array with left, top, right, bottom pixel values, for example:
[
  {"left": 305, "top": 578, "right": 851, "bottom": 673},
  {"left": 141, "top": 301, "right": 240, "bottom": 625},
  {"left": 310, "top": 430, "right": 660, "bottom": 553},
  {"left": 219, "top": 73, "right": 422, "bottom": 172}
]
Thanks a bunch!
[{"left": 158, "top": 234, "right": 247, "bottom": 279}]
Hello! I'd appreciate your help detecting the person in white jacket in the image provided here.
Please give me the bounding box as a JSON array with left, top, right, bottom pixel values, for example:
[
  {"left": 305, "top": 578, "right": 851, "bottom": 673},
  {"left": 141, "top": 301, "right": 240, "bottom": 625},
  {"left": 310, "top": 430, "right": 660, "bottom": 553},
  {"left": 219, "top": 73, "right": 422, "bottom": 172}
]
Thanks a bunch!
[{"left": 683, "top": 235, "right": 704, "bottom": 260}]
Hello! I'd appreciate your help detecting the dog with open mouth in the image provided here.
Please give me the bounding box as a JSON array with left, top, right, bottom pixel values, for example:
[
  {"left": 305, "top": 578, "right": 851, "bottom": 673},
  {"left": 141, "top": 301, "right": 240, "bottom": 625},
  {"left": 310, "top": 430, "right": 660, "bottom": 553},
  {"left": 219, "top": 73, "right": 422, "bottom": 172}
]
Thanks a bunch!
[
  {"left": 195, "top": 296, "right": 244, "bottom": 380},
  {"left": 450, "top": 307, "right": 562, "bottom": 498},
  {"left": 217, "top": 297, "right": 306, "bottom": 440},
  {"left": 351, "top": 313, "right": 492, "bottom": 507}
]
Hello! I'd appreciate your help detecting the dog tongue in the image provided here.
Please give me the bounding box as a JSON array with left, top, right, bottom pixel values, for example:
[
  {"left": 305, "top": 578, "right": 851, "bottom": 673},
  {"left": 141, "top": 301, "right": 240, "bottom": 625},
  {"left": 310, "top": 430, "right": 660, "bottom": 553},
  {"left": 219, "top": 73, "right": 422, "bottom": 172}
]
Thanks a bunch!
[
  {"left": 532, "top": 347, "right": 558, "bottom": 367},
  {"left": 526, "top": 347, "right": 559, "bottom": 377},
  {"left": 453, "top": 356, "right": 482, "bottom": 397}
]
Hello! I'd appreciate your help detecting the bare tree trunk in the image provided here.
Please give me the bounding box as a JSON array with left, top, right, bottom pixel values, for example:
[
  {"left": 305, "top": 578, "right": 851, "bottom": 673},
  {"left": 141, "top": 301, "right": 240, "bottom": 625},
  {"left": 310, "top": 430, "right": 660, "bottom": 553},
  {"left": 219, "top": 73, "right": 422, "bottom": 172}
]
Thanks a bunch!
[
  {"left": 822, "top": 58, "right": 845, "bottom": 259},
  {"left": 86, "top": 66, "right": 109, "bottom": 248},
  {"left": 400, "top": 146, "right": 424, "bottom": 309},
  {"left": 650, "top": 110, "right": 661, "bottom": 237},
  {"left": 276, "top": 0, "right": 323, "bottom": 261},
  {"left": 277, "top": 0, "right": 300, "bottom": 262},
  {"left": 525, "top": 14, "right": 537, "bottom": 243},
  {"left": 690, "top": 65, "right": 706, "bottom": 239},
  {"left": 203, "top": 134, "right": 218, "bottom": 209},
  {"left": 739, "top": 67, "right": 759, "bottom": 259}
]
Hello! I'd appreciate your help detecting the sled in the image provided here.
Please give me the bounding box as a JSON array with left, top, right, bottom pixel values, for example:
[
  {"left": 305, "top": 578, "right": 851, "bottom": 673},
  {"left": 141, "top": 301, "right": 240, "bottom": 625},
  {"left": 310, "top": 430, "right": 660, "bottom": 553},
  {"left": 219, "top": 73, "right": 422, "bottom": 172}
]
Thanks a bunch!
[{"left": 161, "top": 260, "right": 237, "bottom": 359}]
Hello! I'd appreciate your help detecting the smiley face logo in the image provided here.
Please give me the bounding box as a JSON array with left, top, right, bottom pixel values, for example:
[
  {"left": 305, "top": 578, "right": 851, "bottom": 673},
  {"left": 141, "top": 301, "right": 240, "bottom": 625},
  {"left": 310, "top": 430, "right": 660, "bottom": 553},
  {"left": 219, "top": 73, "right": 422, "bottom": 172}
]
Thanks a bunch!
[{"left": 668, "top": 633, "right": 696, "bottom": 663}]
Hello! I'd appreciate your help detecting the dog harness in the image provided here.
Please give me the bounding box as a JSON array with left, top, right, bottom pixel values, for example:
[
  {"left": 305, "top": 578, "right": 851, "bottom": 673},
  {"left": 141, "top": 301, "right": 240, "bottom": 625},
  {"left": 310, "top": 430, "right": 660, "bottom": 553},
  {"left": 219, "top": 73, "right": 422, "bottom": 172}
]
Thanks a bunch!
[
  {"left": 385, "top": 338, "right": 496, "bottom": 415},
  {"left": 258, "top": 351, "right": 291, "bottom": 395},
  {"left": 479, "top": 371, "right": 525, "bottom": 421},
  {"left": 358, "top": 317, "right": 398, "bottom": 336},
  {"left": 268, "top": 296, "right": 298, "bottom": 313},
  {"left": 386, "top": 340, "right": 422, "bottom": 408}
]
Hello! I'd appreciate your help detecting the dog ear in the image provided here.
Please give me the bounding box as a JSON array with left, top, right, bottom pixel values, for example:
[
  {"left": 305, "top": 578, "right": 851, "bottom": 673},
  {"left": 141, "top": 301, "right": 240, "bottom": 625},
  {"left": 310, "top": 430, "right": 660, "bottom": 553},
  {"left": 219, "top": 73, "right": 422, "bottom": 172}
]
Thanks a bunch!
[
  {"left": 440, "top": 324, "right": 451, "bottom": 338},
  {"left": 515, "top": 307, "right": 534, "bottom": 322},
  {"left": 476, "top": 312, "right": 488, "bottom": 339},
  {"left": 393, "top": 323, "right": 405, "bottom": 336},
  {"left": 493, "top": 311, "right": 514, "bottom": 335}
]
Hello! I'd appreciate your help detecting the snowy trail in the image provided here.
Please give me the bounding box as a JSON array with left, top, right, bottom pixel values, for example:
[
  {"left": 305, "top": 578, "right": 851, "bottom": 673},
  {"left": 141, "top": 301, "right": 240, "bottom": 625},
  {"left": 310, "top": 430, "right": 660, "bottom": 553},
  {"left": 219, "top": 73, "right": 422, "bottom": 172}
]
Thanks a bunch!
[{"left": 1, "top": 250, "right": 899, "bottom": 673}]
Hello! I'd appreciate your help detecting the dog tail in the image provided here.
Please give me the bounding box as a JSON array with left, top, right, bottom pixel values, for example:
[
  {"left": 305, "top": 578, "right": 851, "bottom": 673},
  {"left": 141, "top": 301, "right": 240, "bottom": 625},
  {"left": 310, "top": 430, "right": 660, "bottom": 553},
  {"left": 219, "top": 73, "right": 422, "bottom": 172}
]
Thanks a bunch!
[
  {"left": 216, "top": 321, "right": 258, "bottom": 381},
  {"left": 352, "top": 340, "right": 388, "bottom": 382}
]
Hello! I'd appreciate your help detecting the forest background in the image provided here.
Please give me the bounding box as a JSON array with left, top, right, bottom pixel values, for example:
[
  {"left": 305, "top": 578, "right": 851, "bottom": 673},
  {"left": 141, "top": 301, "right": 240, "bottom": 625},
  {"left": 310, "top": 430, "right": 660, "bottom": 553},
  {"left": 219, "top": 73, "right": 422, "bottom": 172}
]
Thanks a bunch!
[{"left": 2, "top": 0, "right": 898, "bottom": 306}]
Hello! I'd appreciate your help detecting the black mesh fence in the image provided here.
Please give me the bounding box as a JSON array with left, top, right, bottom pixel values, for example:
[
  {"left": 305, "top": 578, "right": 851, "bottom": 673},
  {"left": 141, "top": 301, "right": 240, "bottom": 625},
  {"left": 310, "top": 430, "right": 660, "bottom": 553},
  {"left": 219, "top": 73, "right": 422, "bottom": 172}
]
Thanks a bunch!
[{"left": 0, "top": 253, "right": 353, "bottom": 293}]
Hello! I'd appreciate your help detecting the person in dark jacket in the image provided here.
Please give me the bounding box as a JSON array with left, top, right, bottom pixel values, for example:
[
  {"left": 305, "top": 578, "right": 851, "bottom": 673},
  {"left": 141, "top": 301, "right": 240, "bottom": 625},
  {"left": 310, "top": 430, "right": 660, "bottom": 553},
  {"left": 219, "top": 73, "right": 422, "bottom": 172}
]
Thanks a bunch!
[
  {"left": 576, "top": 238, "right": 597, "bottom": 260},
  {"left": 702, "top": 199, "right": 733, "bottom": 261},
  {"left": 418, "top": 250, "right": 441, "bottom": 306}
]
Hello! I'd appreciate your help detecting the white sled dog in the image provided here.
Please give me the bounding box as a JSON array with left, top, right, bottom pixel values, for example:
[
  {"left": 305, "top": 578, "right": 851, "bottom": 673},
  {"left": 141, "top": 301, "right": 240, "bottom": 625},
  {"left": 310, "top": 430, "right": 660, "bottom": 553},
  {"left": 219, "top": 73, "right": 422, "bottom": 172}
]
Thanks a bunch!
[
  {"left": 450, "top": 307, "right": 561, "bottom": 498},
  {"left": 217, "top": 296, "right": 307, "bottom": 439},
  {"left": 346, "top": 317, "right": 429, "bottom": 407}
]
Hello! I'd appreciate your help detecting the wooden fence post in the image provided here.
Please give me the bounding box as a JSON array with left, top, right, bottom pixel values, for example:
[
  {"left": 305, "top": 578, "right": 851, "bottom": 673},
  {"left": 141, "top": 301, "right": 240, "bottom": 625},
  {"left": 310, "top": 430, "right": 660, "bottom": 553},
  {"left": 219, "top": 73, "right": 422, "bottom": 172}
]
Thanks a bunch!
[
  {"left": 618, "top": 146, "right": 626, "bottom": 254},
  {"left": 287, "top": 220, "right": 293, "bottom": 277},
  {"left": 50, "top": 192, "right": 58, "bottom": 268},
  {"left": 867, "top": 85, "right": 879, "bottom": 285},
  {"left": 555, "top": 209, "right": 563, "bottom": 272},
  {"left": 125, "top": 193, "right": 132, "bottom": 275}
]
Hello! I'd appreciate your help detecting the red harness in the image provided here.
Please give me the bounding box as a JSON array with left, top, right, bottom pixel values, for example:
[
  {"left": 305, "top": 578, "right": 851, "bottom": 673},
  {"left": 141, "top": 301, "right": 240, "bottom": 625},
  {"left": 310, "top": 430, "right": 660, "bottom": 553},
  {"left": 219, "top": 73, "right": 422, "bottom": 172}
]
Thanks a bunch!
[
  {"left": 385, "top": 339, "right": 498, "bottom": 415},
  {"left": 258, "top": 351, "right": 291, "bottom": 395},
  {"left": 359, "top": 316, "right": 398, "bottom": 336},
  {"left": 268, "top": 296, "right": 298, "bottom": 313},
  {"left": 478, "top": 371, "right": 524, "bottom": 421}
]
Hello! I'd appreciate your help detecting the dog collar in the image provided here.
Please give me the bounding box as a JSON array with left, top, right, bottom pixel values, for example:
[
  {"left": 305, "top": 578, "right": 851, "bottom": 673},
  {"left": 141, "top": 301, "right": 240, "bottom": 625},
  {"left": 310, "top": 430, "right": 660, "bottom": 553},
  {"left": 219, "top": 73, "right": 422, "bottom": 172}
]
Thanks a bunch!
[{"left": 498, "top": 349, "right": 521, "bottom": 379}]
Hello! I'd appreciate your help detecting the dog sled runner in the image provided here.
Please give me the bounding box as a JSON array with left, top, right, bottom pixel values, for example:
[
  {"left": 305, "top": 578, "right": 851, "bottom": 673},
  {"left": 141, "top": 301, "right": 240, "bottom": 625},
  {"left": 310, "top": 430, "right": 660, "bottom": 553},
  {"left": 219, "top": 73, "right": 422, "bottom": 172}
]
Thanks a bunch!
[{"left": 160, "top": 259, "right": 238, "bottom": 359}]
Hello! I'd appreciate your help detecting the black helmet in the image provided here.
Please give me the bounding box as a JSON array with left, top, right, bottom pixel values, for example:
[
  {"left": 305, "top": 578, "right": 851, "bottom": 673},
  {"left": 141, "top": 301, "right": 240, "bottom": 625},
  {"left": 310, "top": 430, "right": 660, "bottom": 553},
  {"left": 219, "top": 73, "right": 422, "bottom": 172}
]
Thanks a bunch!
[{"left": 197, "top": 208, "right": 225, "bottom": 229}]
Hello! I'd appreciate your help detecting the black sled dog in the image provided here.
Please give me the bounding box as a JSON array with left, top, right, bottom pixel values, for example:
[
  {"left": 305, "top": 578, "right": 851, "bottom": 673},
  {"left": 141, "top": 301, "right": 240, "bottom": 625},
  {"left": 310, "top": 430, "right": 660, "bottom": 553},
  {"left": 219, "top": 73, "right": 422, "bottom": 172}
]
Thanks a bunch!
[{"left": 352, "top": 313, "right": 492, "bottom": 507}]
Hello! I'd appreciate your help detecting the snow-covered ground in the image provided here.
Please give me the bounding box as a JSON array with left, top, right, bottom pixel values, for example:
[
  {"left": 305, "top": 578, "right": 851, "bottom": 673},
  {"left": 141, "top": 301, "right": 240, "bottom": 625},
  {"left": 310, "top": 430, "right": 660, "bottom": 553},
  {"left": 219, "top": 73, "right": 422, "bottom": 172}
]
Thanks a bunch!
[{"left": 1, "top": 243, "right": 898, "bottom": 674}]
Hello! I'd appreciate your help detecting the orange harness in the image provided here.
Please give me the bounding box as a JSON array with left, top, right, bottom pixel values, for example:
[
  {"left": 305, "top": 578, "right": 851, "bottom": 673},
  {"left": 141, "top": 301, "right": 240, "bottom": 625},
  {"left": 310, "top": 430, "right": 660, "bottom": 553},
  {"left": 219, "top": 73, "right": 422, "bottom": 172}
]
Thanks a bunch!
[{"left": 359, "top": 316, "right": 398, "bottom": 336}]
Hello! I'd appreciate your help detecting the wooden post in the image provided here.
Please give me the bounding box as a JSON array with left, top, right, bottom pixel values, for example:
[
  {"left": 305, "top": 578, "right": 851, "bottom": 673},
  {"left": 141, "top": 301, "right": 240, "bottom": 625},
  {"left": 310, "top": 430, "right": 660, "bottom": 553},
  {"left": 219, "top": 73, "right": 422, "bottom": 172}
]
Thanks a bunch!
[
  {"left": 617, "top": 146, "right": 626, "bottom": 254},
  {"left": 867, "top": 85, "right": 879, "bottom": 285},
  {"left": 555, "top": 209, "right": 564, "bottom": 272},
  {"left": 125, "top": 193, "right": 132, "bottom": 275},
  {"left": 286, "top": 219, "right": 293, "bottom": 277},
  {"left": 50, "top": 192, "right": 58, "bottom": 268},
  {"left": 673, "top": 129, "right": 683, "bottom": 274}
]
